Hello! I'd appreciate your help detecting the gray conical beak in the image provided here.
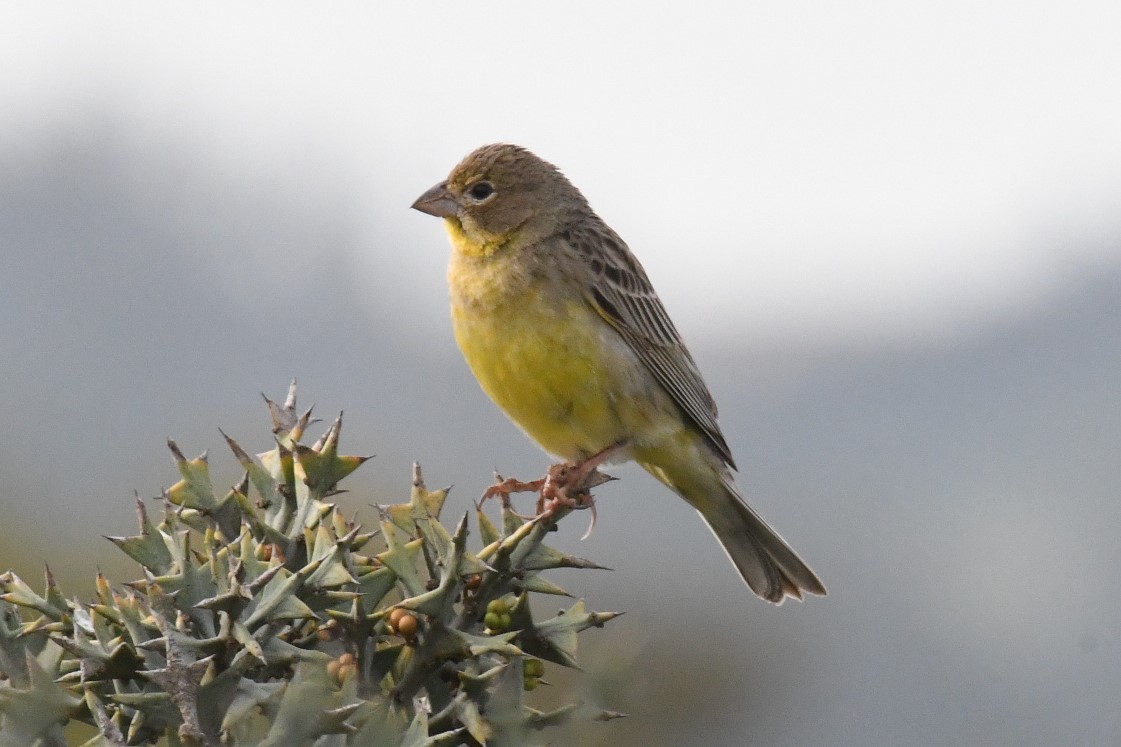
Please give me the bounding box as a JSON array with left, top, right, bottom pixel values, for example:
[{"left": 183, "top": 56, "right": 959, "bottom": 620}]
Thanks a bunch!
[{"left": 411, "top": 181, "right": 458, "bottom": 218}]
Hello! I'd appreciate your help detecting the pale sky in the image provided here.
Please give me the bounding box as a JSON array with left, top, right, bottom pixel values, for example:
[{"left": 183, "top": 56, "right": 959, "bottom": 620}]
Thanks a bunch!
[{"left": 4, "top": 1, "right": 1120, "bottom": 348}]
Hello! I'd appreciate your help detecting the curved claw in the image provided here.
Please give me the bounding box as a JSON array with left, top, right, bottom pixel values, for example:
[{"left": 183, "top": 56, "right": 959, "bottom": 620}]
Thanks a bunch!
[
  {"left": 579, "top": 499, "right": 598, "bottom": 541},
  {"left": 484, "top": 442, "right": 624, "bottom": 535}
]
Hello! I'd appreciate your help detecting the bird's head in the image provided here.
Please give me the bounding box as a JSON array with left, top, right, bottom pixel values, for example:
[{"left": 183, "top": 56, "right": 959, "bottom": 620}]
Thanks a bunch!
[{"left": 412, "top": 144, "right": 588, "bottom": 253}]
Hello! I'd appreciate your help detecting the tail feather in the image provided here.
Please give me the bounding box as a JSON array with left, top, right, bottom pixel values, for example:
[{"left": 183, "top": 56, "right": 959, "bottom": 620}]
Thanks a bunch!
[
  {"left": 636, "top": 439, "right": 825, "bottom": 604},
  {"left": 698, "top": 482, "right": 826, "bottom": 604}
]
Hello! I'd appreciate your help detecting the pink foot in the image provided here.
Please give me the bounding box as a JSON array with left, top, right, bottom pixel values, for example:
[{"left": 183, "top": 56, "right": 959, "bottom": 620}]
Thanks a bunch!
[
  {"left": 479, "top": 473, "right": 545, "bottom": 512},
  {"left": 536, "top": 442, "right": 627, "bottom": 538}
]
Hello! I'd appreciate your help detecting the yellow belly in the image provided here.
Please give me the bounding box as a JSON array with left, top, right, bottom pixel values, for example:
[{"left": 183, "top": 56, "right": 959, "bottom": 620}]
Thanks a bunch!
[
  {"left": 451, "top": 289, "right": 637, "bottom": 461},
  {"left": 445, "top": 221, "right": 682, "bottom": 462},
  {"left": 446, "top": 233, "right": 672, "bottom": 457}
]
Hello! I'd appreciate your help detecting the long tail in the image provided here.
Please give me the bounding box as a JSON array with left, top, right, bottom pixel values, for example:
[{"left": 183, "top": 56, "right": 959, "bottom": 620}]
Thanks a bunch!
[
  {"left": 639, "top": 439, "right": 826, "bottom": 604},
  {"left": 697, "top": 480, "right": 826, "bottom": 603}
]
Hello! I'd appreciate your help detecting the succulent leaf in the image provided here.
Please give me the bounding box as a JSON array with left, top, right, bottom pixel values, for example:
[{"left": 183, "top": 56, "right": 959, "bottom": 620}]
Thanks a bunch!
[{"left": 0, "top": 386, "right": 622, "bottom": 744}]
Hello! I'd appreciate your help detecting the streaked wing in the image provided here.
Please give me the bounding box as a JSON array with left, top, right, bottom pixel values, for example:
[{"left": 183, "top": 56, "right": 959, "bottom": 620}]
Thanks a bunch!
[{"left": 563, "top": 220, "right": 736, "bottom": 469}]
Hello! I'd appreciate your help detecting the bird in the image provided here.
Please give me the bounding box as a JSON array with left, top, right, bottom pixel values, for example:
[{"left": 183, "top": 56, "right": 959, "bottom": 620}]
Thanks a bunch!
[{"left": 411, "top": 144, "right": 825, "bottom": 604}]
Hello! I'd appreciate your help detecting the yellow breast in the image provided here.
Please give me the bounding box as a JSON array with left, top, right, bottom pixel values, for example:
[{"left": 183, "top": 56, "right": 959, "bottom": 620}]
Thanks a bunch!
[{"left": 446, "top": 227, "right": 657, "bottom": 461}]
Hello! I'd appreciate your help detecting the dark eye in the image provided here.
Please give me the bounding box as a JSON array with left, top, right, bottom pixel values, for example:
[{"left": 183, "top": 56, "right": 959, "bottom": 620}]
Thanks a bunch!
[{"left": 468, "top": 181, "right": 495, "bottom": 201}]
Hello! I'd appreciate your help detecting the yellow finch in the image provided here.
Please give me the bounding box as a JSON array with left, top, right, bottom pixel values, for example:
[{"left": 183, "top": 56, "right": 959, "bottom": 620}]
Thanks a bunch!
[{"left": 412, "top": 144, "right": 825, "bottom": 604}]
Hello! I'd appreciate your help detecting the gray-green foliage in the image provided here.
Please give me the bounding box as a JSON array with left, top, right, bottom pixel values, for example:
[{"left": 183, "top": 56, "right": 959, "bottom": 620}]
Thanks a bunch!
[{"left": 0, "top": 384, "right": 623, "bottom": 746}]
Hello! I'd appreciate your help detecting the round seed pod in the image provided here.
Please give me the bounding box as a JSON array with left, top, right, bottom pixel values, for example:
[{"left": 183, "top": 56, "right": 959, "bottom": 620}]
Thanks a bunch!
[
  {"left": 388, "top": 608, "right": 408, "bottom": 631},
  {"left": 396, "top": 613, "right": 419, "bottom": 637}
]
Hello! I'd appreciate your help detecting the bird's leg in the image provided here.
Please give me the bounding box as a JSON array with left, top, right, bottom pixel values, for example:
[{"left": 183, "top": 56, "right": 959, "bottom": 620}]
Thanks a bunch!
[
  {"left": 479, "top": 472, "right": 546, "bottom": 515},
  {"left": 537, "top": 441, "right": 627, "bottom": 537}
]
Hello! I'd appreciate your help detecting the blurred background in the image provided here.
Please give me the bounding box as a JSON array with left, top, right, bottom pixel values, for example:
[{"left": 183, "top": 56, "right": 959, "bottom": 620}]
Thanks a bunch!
[{"left": 2, "top": 3, "right": 1120, "bottom": 745}]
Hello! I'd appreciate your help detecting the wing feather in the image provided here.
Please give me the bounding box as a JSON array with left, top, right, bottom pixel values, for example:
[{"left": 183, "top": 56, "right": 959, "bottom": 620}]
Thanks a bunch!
[{"left": 565, "top": 221, "right": 737, "bottom": 469}]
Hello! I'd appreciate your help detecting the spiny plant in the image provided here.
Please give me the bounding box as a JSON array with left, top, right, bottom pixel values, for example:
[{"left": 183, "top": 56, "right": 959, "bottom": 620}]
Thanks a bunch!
[{"left": 0, "top": 384, "right": 624, "bottom": 746}]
